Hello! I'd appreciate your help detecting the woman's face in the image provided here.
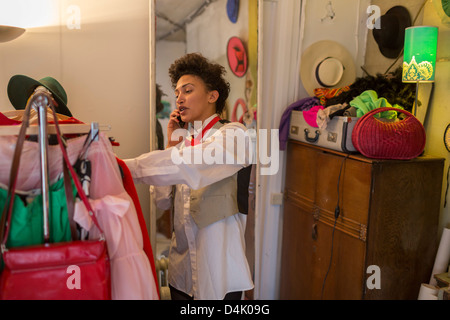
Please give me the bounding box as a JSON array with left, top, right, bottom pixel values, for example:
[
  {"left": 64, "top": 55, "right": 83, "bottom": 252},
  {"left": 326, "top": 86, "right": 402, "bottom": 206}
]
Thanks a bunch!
[{"left": 175, "top": 74, "right": 218, "bottom": 124}]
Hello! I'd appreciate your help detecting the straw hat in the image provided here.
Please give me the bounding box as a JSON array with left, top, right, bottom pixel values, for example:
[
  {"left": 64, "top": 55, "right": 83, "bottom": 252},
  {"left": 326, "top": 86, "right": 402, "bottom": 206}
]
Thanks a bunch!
[{"left": 300, "top": 40, "right": 356, "bottom": 96}]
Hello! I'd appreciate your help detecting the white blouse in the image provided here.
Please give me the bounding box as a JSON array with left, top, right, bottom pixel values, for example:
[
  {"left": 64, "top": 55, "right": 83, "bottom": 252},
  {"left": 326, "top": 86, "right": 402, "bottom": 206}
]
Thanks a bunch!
[{"left": 124, "top": 114, "right": 254, "bottom": 299}]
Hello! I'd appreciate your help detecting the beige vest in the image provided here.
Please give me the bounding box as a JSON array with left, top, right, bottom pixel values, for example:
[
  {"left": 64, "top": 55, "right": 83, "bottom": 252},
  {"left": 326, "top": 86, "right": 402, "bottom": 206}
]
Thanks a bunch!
[
  {"left": 190, "top": 172, "right": 240, "bottom": 228},
  {"left": 180, "top": 120, "right": 251, "bottom": 229}
]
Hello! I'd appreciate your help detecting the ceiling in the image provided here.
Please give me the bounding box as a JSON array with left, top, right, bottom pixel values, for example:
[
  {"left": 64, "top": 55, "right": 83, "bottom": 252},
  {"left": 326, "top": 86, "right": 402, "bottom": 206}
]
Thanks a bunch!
[{"left": 155, "top": 0, "right": 217, "bottom": 42}]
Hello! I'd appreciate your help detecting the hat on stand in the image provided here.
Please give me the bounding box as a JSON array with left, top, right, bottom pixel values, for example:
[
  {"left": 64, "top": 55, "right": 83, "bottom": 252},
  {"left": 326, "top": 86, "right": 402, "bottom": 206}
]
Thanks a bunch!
[
  {"left": 300, "top": 40, "right": 356, "bottom": 96},
  {"left": 7, "top": 75, "right": 73, "bottom": 117}
]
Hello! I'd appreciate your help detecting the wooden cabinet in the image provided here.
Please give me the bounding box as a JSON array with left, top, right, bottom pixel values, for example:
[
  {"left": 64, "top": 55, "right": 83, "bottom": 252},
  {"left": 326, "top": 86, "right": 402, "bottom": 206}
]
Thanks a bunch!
[{"left": 280, "top": 140, "right": 444, "bottom": 300}]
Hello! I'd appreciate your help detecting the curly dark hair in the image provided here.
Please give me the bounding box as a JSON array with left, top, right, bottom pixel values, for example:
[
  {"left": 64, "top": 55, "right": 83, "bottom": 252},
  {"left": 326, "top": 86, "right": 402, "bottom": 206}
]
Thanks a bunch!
[{"left": 168, "top": 53, "right": 230, "bottom": 115}]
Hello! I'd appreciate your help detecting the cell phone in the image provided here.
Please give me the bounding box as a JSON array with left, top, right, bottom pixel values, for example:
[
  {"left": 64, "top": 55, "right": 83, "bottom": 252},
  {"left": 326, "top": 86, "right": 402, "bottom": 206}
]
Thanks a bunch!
[{"left": 177, "top": 115, "right": 185, "bottom": 128}]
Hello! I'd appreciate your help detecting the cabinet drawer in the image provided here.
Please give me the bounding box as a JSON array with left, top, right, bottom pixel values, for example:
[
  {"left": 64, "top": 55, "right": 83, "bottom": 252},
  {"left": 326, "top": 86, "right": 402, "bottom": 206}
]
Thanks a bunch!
[
  {"left": 285, "top": 140, "right": 318, "bottom": 203},
  {"left": 280, "top": 196, "right": 366, "bottom": 299},
  {"left": 285, "top": 189, "right": 367, "bottom": 242}
]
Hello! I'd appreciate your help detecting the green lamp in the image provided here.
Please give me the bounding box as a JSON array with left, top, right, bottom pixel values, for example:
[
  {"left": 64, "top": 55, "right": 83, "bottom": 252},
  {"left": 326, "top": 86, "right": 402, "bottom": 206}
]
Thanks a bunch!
[{"left": 403, "top": 26, "right": 439, "bottom": 116}]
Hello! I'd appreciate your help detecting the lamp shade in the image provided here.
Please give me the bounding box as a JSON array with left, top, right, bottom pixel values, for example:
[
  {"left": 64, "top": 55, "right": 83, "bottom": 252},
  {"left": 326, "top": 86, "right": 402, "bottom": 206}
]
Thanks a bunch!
[
  {"left": 402, "top": 26, "right": 438, "bottom": 82},
  {"left": 0, "top": 25, "right": 25, "bottom": 43}
]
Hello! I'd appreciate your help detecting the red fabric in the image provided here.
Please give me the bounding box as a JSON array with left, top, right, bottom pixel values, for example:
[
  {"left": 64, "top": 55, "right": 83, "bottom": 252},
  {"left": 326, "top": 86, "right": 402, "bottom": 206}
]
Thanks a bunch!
[
  {"left": 116, "top": 158, "right": 159, "bottom": 298},
  {"left": 0, "top": 112, "right": 21, "bottom": 125},
  {"left": 0, "top": 113, "right": 85, "bottom": 126},
  {"left": 186, "top": 116, "right": 221, "bottom": 146},
  {"left": 314, "top": 86, "right": 350, "bottom": 106}
]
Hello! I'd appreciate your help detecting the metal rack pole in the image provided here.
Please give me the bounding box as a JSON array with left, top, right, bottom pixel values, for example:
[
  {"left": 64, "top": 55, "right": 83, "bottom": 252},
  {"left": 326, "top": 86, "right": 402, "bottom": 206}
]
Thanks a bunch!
[{"left": 33, "top": 86, "right": 52, "bottom": 244}]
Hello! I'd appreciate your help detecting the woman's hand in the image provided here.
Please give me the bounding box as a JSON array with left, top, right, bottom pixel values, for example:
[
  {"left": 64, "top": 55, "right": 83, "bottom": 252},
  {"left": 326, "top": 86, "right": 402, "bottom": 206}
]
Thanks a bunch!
[{"left": 166, "top": 109, "right": 188, "bottom": 148}]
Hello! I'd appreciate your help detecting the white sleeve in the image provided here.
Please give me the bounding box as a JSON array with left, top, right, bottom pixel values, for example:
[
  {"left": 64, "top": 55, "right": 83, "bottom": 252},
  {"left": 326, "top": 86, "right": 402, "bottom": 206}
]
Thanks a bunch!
[
  {"left": 151, "top": 185, "right": 173, "bottom": 211},
  {"left": 123, "top": 122, "right": 254, "bottom": 190}
]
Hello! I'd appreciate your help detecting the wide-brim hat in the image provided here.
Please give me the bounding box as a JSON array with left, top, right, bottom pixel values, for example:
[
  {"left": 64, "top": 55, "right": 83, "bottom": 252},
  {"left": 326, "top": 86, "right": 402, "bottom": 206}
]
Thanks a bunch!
[
  {"left": 7, "top": 75, "right": 72, "bottom": 117},
  {"left": 300, "top": 40, "right": 356, "bottom": 96},
  {"left": 227, "top": 36, "right": 248, "bottom": 78},
  {"left": 372, "top": 6, "right": 411, "bottom": 59}
]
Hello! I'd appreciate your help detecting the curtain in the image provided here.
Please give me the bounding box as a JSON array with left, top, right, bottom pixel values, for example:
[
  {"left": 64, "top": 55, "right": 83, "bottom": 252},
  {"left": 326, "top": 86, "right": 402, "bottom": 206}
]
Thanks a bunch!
[{"left": 254, "top": 0, "right": 303, "bottom": 300}]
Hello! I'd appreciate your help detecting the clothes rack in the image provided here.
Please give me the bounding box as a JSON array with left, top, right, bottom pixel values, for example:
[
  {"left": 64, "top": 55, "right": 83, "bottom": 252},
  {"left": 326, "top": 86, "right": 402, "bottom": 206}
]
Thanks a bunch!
[
  {"left": 1, "top": 91, "right": 160, "bottom": 299},
  {"left": 0, "top": 121, "right": 111, "bottom": 136},
  {"left": 8, "top": 86, "right": 110, "bottom": 243}
]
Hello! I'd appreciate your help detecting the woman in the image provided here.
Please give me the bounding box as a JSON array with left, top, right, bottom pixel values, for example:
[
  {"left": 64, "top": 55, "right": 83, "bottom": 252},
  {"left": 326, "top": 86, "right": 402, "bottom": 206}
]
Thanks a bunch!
[{"left": 124, "top": 53, "right": 254, "bottom": 300}]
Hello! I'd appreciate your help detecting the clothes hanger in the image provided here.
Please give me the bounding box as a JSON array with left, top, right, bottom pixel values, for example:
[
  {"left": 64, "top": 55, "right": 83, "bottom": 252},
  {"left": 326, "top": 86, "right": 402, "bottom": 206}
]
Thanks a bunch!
[{"left": 0, "top": 122, "right": 110, "bottom": 136}]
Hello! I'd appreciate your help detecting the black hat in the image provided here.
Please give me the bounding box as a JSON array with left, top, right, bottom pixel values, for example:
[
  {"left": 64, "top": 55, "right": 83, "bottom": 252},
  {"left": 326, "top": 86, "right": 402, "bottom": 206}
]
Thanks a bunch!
[{"left": 373, "top": 6, "right": 411, "bottom": 59}]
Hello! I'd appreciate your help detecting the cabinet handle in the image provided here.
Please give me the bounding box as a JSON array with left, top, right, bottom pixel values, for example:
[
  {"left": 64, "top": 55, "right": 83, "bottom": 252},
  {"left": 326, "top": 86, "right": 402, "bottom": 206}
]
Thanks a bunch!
[
  {"left": 312, "top": 223, "right": 318, "bottom": 241},
  {"left": 304, "top": 128, "right": 320, "bottom": 143}
]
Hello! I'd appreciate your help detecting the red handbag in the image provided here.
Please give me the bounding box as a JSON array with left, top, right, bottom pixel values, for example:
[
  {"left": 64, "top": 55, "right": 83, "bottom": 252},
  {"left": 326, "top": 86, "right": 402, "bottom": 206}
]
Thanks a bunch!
[
  {"left": 352, "top": 107, "right": 426, "bottom": 160},
  {"left": 0, "top": 92, "right": 111, "bottom": 300}
]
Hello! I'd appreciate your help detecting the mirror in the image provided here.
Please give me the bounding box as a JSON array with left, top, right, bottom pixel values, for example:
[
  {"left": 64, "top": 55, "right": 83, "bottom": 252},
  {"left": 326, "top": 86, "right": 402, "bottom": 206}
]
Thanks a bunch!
[{"left": 150, "top": 0, "right": 258, "bottom": 298}]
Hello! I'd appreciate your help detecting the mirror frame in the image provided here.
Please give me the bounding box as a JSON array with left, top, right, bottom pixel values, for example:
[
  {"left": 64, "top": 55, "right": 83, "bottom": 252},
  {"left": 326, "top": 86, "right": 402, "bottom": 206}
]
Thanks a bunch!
[
  {"left": 148, "top": 0, "right": 157, "bottom": 258},
  {"left": 148, "top": 0, "right": 261, "bottom": 296}
]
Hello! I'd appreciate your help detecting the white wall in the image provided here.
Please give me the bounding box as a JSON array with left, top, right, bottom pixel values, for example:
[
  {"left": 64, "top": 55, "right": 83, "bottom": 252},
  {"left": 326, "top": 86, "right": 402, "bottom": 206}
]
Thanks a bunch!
[
  {"left": 186, "top": 0, "right": 249, "bottom": 121},
  {"left": 0, "top": 0, "right": 151, "bottom": 227},
  {"left": 298, "top": 0, "right": 371, "bottom": 97}
]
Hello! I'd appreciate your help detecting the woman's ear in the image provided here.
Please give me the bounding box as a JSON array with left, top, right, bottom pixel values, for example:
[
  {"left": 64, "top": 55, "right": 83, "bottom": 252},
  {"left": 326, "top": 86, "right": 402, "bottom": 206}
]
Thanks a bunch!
[{"left": 208, "top": 90, "right": 219, "bottom": 103}]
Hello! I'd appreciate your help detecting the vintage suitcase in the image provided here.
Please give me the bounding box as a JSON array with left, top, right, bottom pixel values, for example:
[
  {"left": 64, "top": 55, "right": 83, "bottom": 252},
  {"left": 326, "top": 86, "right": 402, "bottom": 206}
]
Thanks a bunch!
[{"left": 289, "top": 110, "right": 359, "bottom": 153}]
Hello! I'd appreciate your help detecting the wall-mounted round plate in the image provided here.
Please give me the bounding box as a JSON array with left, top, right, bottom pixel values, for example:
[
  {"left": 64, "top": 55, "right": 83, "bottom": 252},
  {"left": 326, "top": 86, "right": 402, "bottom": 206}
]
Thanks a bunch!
[
  {"left": 444, "top": 123, "right": 450, "bottom": 152},
  {"left": 227, "top": 36, "right": 248, "bottom": 78}
]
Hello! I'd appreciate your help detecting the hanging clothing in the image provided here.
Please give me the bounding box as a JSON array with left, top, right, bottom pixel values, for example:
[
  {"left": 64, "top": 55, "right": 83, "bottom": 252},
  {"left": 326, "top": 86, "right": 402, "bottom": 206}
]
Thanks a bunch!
[
  {"left": 124, "top": 114, "right": 254, "bottom": 300},
  {"left": 71, "top": 134, "right": 159, "bottom": 300},
  {"left": 0, "top": 133, "right": 158, "bottom": 300},
  {"left": 0, "top": 177, "right": 76, "bottom": 248},
  {"left": 0, "top": 135, "right": 79, "bottom": 192},
  {"left": 116, "top": 158, "right": 159, "bottom": 298}
]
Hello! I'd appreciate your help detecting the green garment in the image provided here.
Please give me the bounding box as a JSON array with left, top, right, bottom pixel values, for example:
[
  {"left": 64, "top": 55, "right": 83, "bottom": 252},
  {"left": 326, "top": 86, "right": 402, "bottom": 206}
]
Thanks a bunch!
[
  {"left": 0, "top": 177, "right": 76, "bottom": 248},
  {"left": 350, "top": 90, "right": 404, "bottom": 119}
]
